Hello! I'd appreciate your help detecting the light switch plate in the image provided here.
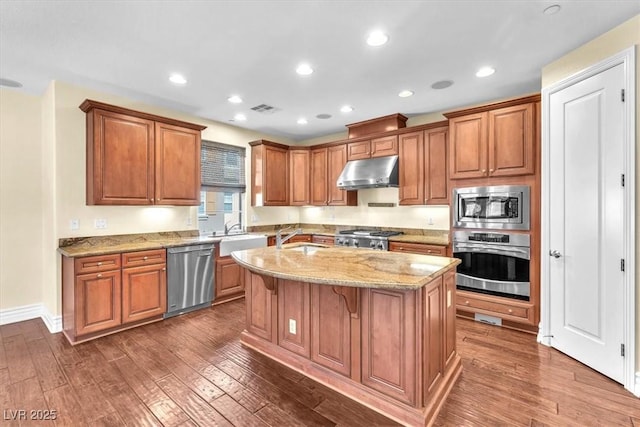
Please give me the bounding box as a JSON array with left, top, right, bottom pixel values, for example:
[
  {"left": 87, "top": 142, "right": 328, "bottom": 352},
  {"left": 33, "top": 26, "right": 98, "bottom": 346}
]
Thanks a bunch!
[{"left": 70, "top": 219, "right": 79, "bottom": 230}]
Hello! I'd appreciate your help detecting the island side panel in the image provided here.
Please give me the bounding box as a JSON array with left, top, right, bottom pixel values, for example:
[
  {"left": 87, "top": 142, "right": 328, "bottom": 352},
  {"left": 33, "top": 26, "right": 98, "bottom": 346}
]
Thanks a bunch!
[
  {"left": 278, "top": 279, "right": 311, "bottom": 357},
  {"left": 310, "top": 285, "right": 352, "bottom": 377},
  {"left": 361, "top": 288, "right": 418, "bottom": 406},
  {"left": 424, "top": 275, "right": 444, "bottom": 395},
  {"left": 444, "top": 270, "right": 457, "bottom": 369},
  {"left": 245, "top": 269, "right": 273, "bottom": 341}
]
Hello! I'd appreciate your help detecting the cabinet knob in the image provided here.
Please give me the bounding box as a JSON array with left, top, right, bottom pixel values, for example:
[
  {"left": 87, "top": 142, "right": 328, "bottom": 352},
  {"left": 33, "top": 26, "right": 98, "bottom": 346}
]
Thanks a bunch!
[
  {"left": 162, "top": 267, "right": 166, "bottom": 272},
  {"left": 464, "top": 300, "right": 470, "bottom": 305},
  {"left": 97, "top": 273, "right": 102, "bottom": 278},
  {"left": 482, "top": 169, "right": 486, "bottom": 173},
  {"left": 97, "top": 262, "right": 102, "bottom": 266},
  {"left": 508, "top": 309, "right": 513, "bottom": 314},
  {"left": 143, "top": 256, "right": 148, "bottom": 261},
  {"left": 150, "top": 198, "right": 154, "bottom": 202},
  {"left": 490, "top": 168, "right": 494, "bottom": 172}
]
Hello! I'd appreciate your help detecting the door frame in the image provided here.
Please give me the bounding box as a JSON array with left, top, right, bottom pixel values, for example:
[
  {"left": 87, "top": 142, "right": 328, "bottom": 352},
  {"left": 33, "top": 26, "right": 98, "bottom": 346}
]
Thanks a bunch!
[{"left": 540, "top": 46, "right": 636, "bottom": 395}]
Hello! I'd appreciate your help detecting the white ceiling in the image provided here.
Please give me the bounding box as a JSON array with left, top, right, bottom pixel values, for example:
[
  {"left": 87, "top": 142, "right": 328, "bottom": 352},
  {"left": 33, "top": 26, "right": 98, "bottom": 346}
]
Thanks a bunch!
[{"left": 1, "top": 1, "right": 638, "bottom": 142}]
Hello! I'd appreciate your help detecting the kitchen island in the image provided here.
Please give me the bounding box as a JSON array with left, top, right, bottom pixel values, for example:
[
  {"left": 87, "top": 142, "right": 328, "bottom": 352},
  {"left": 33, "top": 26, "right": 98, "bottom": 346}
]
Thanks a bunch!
[{"left": 231, "top": 243, "right": 461, "bottom": 426}]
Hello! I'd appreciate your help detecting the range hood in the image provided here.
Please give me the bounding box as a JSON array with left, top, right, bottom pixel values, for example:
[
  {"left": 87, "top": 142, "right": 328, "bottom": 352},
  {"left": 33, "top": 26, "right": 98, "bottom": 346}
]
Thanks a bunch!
[{"left": 336, "top": 155, "right": 399, "bottom": 190}]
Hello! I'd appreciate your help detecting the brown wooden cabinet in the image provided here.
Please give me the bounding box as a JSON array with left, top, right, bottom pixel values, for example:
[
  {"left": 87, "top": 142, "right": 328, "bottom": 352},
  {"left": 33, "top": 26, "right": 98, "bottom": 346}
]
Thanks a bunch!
[
  {"left": 310, "top": 145, "right": 357, "bottom": 206},
  {"left": 398, "top": 125, "right": 449, "bottom": 205},
  {"left": 278, "top": 280, "right": 310, "bottom": 357},
  {"left": 250, "top": 140, "right": 289, "bottom": 206},
  {"left": 311, "top": 235, "right": 335, "bottom": 245},
  {"left": 288, "top": 148, "right": 310, "bottom": 205},
  {"left": 62, "top": 248, "right": 167, "bottom": 344},
  {"left": 80, "top": 99, "right": 205, "bottom": 206},
  {"left": 310, "top": 285, "right": 351, "bottom": 377},
  {"left": 346, "top": 135, "right": 398, "bottom": 160},
  {"left": 447, "top": 101, "right": 535, "bottom": 179},
  {"left": 389, "top": 241, "right": 447, "bottom": 256},
  {"left": 456, "top": 290, "right": 534, "bottom": 324},
  {"left": 214, "top": 246, "right": 245, "bottom": 305}
]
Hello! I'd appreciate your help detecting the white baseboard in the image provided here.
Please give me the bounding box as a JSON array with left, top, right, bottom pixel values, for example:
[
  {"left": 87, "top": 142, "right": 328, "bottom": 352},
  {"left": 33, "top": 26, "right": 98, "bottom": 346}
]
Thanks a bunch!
[{"left": 0, "top": 303, "right": 62, "bottom": 333}]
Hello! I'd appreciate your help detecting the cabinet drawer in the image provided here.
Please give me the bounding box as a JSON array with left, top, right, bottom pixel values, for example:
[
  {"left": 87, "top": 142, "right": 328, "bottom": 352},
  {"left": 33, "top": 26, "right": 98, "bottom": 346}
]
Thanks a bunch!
[
  {"left": 75, "top": 254, "right": 121, "bottom": 274},
  {"left": 312, "top": 235, "right": 335, "bottom": 245},
  {"left": 389, "top": 242, "right": 446, "bottom": 256},
  {"left": 457, "top": 294, "right": 529, "bottom": 319},
  {"left": 122, "top": 249, "right": 166, "bottom": 267}
]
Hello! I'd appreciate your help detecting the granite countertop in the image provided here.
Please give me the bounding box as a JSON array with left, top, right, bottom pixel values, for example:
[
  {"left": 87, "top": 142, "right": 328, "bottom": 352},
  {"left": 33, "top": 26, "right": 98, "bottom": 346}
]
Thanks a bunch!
[
  {"left": 57, "top": 231, "right": 266, "bottom": 258},
  {"left": 231, "top": 243, "right": 459, "bottom": 290}
]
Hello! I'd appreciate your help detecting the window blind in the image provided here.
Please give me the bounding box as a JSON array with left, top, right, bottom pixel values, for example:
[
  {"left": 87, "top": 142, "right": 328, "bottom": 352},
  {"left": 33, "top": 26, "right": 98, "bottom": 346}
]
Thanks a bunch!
[{"left": 201, "top": 140, "right": 246, "bottom": 192}]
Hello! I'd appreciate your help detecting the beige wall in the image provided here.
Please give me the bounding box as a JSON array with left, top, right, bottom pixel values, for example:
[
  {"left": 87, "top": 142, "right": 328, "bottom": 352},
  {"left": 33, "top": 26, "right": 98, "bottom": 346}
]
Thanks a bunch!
[
  {"left": 0, "top": 89, "right": 44, "bottom": 310},
  {"left": 541, "top": 14, "right": 640, "bottom": 372}
]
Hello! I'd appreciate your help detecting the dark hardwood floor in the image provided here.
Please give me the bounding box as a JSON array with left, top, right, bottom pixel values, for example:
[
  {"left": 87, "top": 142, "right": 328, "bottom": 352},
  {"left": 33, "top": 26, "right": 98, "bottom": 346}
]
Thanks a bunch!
[{"left": 1, "top": 298, "right": 638, "bottom": 426}]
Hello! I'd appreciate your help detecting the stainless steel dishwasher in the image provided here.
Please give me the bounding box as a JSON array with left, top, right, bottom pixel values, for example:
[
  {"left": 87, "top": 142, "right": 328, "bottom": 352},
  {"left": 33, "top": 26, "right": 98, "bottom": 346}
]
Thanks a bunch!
[{"left": 164, "top": 243, "right": 215, "bottom": 318}]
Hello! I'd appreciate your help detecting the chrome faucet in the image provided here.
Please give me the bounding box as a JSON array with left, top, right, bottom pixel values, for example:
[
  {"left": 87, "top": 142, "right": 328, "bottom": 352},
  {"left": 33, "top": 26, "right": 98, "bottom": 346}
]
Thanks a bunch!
[
  {"left": 224, "top": 222, "right": 243, "bottom": 235},
  {"left": 276, "top": 227, "right": 302, "bottom": 249}
]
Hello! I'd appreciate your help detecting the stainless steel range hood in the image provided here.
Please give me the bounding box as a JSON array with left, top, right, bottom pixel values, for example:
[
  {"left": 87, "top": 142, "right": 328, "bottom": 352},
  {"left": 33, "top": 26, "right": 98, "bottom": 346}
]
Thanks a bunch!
[{"left": 336, "top": 155, "right": 399, "bottom": 190}]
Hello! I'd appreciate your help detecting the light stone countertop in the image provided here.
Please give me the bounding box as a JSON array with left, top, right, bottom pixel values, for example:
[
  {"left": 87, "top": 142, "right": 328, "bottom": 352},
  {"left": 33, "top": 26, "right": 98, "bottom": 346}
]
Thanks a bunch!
[{"left": 231, "top": 243, "right": 459, "bottom": 290}]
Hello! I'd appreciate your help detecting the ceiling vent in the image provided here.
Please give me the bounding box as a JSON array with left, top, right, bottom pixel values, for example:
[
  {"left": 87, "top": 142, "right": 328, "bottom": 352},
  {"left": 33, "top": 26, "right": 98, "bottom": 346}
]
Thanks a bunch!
[{"left": 250, "top": 103, "right": 281, "bottom": 114}]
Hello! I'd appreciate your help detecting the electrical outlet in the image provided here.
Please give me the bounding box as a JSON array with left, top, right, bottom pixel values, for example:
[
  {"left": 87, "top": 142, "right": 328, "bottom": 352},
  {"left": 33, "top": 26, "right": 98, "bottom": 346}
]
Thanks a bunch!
[
  {"left": 251, "top": 214, "right": 259, "bottom": 222},
  {"left": 288, "top": 319, "right": 297, "bottom": 335},
  {"left": 70, "top": 219, "right": 79, "bottom": 230},
  {"left": 94, "top": 218, "right": 107, "bottom": 229},
  {"left": 427, "top": 217, "right": 434, "bottom": 226}
]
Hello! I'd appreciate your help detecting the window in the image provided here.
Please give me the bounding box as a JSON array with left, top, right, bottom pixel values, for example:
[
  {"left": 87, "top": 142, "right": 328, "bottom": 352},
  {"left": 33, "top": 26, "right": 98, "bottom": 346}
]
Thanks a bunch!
[{"left": 199, "top": 141, "right": 246, "bottom": 235}]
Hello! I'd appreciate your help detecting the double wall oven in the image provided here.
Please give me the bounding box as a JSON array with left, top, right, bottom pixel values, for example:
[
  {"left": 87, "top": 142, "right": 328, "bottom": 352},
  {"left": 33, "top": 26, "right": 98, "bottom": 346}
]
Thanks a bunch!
[{"left": 452, "top": 185, "right": 531, "bottom": 301}]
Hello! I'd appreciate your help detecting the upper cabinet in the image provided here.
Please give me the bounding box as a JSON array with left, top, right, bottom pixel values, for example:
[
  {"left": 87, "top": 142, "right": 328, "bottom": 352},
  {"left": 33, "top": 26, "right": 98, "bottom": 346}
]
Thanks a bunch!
[
  {"left": 80, "top": 99, "right": 205, "bottom": 206},
  {"left": 289, "top": 148, "right": 310, "bottom": 206},
  {"left": 398, "top": 125, "right": 449, "bottom": 205},
  {"left": 310, "top": 145, "right": 357, "bottom": 206},
  {"left": 346, "top": 135, "right": 398, "bottom": 161},
  {"left": 250, "top": 140, "right": 289, "bottom": 206},
  {"left": 446, "top": 96, "right": 537, "bottom": 179}
]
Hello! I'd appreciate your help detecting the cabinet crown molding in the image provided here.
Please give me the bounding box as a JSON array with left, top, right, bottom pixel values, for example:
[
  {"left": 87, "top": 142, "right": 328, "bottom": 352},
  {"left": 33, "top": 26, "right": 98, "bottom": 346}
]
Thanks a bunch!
[
  {"left": 79, "top": 99, "right": 207, "bottom": 131},
  {"left": 443, "top": 93, "right": 541, "bottom": 119}
]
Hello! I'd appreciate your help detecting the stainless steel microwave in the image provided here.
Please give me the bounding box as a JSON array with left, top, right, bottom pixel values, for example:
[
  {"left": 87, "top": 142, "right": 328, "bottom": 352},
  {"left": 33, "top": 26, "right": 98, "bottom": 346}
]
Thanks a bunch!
[{"left": 453, "top": 185, "right": 530, "bottom": 230}]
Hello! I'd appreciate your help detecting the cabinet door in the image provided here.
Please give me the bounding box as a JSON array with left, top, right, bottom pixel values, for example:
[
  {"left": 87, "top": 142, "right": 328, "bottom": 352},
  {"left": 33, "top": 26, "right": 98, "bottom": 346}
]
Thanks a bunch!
[
  {"left": 346, "top": 140, "right": 371, "bottom": 160},
  {"left": 370, "top": 135, "right": 398, "bottom": 158},
  {"left": 155, "top": 122, "right": 201, "bottom": 205},
  {"left": 444, "top": 270, "right": 456, "bottom": 368},
  {"left": 289, "top": 149, "right": 310, "bottom": 205},
  {"left": 398, "top": 131, "right": 425, "bottom": 205},
  {"left": 75, "top": 271, "right": 122, "bottom": 335},
  {"left": 88, "top": 109, "right": 155, "bottom": 205},
  {"left": 278, "top": 280, "right": 310, "bottom": 357},
  {"left": 263, "top": 145, "right": 289, "bottom": 205},
  {"left": 424, "top": 277, "right": 444, "bottom": 395},
  {"left": 328, "top": 144, "right": 357, "bottom": 206},
  {"left": 215, "top": 256, "right": 244, "bottom": 300},
  {"left": 449, "top": 112, "right": 488, "bottom": 179},
  {"left": 122, "top": 263, "right": 167, "bottom": 323},
  {"left": 424, "top": 127, "right": 449, "bottom": 205},
  {"left": 361, "top": 288, "right": 417, "bottom": 405},
  {"left": 310, "top": 148, "right": 328, "bottom": 205},
  {"left": 488, "top": 103, "right": 535, "bottom": 177},
  {"left": 311, "top": 285, "right": 351, "bottom": 376}
]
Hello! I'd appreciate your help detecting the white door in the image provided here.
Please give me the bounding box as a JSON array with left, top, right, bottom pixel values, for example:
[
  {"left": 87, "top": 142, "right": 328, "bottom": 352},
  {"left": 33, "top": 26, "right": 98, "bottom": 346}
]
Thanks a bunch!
[{"left": 548, "top": 63, "right": 625, "bottom": 383}]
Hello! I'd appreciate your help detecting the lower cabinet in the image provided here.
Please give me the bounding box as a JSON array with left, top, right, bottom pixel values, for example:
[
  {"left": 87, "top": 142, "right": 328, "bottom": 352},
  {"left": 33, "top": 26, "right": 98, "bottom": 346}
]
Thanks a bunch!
[
  {"left": 62, "top": 249, "right": 167, "bottom": 344},
  {"left": 310, "top": 285, "right": 351, "bottom": 377},
  {"left": 214, "top": 253, "right": 245, "bottom": 304}
]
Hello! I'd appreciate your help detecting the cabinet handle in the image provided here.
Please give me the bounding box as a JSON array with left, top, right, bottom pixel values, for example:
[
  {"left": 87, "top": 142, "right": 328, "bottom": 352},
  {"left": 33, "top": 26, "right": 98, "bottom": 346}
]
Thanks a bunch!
[
  {"left": 97, "top": 262, "right": 102, "bottom": 266},
  {"left": 97, "top": 273, "right": 102, "bottom": 278}
]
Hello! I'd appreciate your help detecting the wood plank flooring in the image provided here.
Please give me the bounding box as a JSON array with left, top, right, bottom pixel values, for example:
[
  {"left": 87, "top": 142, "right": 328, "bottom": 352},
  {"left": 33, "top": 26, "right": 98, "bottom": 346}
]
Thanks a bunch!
[{"left": 1, "top": 298, "right": 638, "bottom": 426}]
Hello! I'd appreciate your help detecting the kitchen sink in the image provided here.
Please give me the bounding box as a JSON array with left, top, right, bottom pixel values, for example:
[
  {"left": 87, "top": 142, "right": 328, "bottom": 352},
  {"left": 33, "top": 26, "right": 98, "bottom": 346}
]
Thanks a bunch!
[
  {"left": 219, "top": 234, "right": 268, "bottom": 256},
  {"left": 285, "top": 243, "right": 328, "bottom": 255}
]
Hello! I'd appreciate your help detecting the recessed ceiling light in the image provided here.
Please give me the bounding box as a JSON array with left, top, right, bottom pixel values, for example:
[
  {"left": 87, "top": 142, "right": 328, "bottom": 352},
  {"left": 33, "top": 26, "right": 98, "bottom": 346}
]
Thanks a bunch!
[
  {"left": 316, "top": 113, "right": 332, "bottom": 119},
  {"left": 297, "top": 118, "right": 308, "bottom": 125},
  {"left": 169, "top": 73, "right": 187, "bottom": 85},
  {"left": 475, "top": 67, "right": 496, "bottom": 78},
  {"left": 366, "top": 30, "right": 389, "bottom": 47},
  {"left": 431, "top": 80, "right": 454, "bottom": 90},
  {"left": 398, "top": 90, "right": 414, "bottom": 98},
  {"left": 227, "top": 95, "right": 243, "bottom": 103},
  {"left": 543, "top": 4, "right": 561, "bottom": 15},
  {"left": 296, "top": 63, "right": 314, "bottom": 75},
  {"left": 340, "top": 105, "right": 354, "bottom": 113},
  {"left": 233, "top": 113, "right": 247, "bottom": 121},
  {"left": 0, "top": 78, "right": 23, "bottom": 88}
]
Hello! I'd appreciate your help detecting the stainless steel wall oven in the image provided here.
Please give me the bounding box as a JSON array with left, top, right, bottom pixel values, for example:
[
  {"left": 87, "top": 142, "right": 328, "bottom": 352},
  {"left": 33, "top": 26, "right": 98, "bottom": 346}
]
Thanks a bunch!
[
  {"left": 453, "top": 185, "right": 530, "bottom": 230},
  {"left": 452, "top": 230, "right": 530, "bottom": 301}
]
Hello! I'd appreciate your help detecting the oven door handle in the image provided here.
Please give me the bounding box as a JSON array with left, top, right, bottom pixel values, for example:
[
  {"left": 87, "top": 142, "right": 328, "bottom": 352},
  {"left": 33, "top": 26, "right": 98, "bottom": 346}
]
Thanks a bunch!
[{"left": 453, "top": 243, "right": 530, "bottom": 260}]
